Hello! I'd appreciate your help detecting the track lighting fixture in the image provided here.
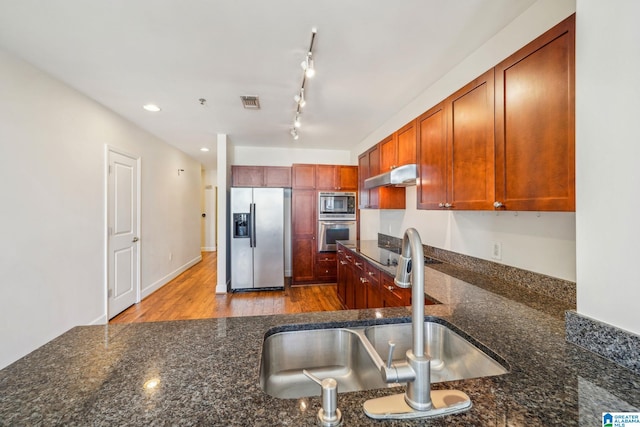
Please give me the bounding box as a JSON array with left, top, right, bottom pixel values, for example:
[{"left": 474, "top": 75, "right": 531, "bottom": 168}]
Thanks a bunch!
[{"left": 290, "top": 28, "right": 317, "bottom": 140}]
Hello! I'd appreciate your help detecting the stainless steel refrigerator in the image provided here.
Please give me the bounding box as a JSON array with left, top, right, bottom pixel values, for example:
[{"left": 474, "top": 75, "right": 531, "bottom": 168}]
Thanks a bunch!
[{"left": 230, "top": 187, "right": 285, "bottom": 290}]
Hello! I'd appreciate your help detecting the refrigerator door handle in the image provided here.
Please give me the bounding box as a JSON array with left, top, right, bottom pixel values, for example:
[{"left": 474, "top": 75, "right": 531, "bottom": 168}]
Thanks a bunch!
[{"left": 249, "top": 203, "right": 256, "bottom": 247}]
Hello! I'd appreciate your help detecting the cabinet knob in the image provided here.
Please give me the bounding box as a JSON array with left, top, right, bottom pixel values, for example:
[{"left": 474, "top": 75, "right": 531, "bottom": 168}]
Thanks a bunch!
[
  {"left": 444, "top": 202, "right": 453, "bottom": 209},
  {"left": 438, "top": 202, "right": 445, "bottom": 208},
  {"left": 340, "top": 261, "right": 347, "bottom": 265},
  {"left": 368, "top": 271, "right": 375, "bottom": 276},
  {"left": 493, "top": 201, "right": 504, "bottom": 209},
  {"left": 387, "top": 285, "right": 395, "bottom": 291}
]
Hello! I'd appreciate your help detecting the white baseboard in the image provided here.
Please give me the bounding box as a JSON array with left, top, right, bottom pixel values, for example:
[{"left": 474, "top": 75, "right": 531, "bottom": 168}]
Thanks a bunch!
[
  {"left": 89, "top": 314, "right": 108, "bottom": 325},
  {"left": 216, "top": 278, "right": 229, "bottom": 294},
  {"left": 141, "top": 254, "right": 203, "bottom": 300},
  {"left": 201, "top": 246, "right": 217, "bottom": 252}
]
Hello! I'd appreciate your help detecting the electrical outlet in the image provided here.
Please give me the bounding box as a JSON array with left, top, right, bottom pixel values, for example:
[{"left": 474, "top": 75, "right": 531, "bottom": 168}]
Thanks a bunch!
[
  {"left": 169, "top": 252, "right": 173, "bottom": 261},
  {"left": 491, "top": 242, "right": 502, "bottom": 260}
]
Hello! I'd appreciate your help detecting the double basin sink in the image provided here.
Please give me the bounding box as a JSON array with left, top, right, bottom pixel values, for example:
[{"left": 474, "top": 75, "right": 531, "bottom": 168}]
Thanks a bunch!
[{"left": 259, "top": 317, "right": 508, "bottom": 398}]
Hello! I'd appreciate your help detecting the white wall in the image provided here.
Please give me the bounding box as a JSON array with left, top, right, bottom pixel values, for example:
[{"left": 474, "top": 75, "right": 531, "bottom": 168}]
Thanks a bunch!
[
  {"left": 354, "top": 0, "right": 577, "bottom": 282},
  {"left": 0, "top": 47, "right": 201, "bottom": 369},
  {"left": 575, "top": 0, "right": 640, "bottom": 335},
  {"left": 234, "top": 146, "right": 353, "bottom": 166}
]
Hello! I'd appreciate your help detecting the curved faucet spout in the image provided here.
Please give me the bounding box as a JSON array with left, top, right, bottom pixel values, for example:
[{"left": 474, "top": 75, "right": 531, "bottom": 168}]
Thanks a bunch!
[{"left": 394, "top": 228, "right": 425, "bottom": 358}]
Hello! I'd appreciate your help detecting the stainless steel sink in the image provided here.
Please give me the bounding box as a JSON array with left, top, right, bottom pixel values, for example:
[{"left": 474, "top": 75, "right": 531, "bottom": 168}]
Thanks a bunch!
[
  {"left": 259, "top": 328, "right": 390, "bottom": 398},
  {"left": 364, "top": 321, "right": 508, "bottom": 383},
  {"left": 259, "top": 320, "right": 508, "bottom": 399}
]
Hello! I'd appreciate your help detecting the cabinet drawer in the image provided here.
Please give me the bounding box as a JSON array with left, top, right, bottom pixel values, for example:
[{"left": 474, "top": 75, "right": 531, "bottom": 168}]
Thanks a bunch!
[{"left": 316, "top": 253, "right": 337, "bottom": 280}]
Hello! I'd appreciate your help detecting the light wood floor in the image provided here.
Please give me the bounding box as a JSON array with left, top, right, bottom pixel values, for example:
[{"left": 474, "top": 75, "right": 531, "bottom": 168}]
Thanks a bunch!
[{"left": 110, "top": 251, "right": 344, "bottom": 324}]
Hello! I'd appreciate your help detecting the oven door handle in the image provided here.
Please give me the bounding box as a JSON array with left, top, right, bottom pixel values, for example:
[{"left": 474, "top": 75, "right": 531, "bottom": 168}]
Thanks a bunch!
[{"left": 319, "top": 221, "right": 355, "bottom": 226}]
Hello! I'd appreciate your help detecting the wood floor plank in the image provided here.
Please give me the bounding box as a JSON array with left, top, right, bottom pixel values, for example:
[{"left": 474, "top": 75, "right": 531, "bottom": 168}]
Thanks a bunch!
[{"left": 110, "top": 252, "right": 343, "bottom": 324}]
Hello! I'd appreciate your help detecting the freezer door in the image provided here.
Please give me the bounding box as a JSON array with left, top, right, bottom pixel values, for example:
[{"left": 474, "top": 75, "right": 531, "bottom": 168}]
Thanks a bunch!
[
  {"left": 252, "top": 188, "right": 285, "bottom": 288},
  {"left": 230, "top": 188, "right": 254, "bottom": 289}
]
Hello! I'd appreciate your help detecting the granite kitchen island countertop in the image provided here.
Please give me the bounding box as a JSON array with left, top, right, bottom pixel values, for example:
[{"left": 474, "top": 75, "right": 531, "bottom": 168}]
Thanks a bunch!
[{"left": 1, "top": 262, "right": 639, "bottom": 425}]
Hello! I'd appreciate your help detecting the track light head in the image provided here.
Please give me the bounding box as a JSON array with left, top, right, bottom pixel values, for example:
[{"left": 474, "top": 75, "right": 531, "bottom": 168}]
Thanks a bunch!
[
  {"left": 302, "top": 53, "right": 315, "bottom": 78},
  {"left": 298, "top": 88, "right": 306, "bottom": 108}
]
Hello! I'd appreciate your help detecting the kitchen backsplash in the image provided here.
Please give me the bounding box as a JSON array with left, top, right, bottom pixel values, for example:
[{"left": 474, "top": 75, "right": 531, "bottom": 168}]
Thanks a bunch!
[{"left": 377, "top": 233, "right": 576, "bottom": 306}]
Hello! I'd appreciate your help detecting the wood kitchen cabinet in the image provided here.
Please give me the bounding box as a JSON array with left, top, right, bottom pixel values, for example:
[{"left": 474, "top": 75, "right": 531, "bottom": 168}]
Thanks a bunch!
[
  {"left": 316, "top": 165, "right": 358, "bottom": 191},
  {"left": 380, "top": 121, "right": 417, "bottom": 172},
  {"left": 358, "top": 145, "right": 405, "bottom": 210},
  {"left": 291, "top": 189, "right": 316, "bottom": 283},
  {"left": 417, "top": 102, "right": 448, "bottom": 210},
  {"left": 336, "top": 248, "right": 349, "bottom": 306},
  {"left": 292, "top": 164, "right": 316, "bottom": 189},
  {"left": 352, "top": 255, "right": 367, "bottom": 309},
  {"left": 381, "top": 273, "right": 411, "bottom": 307},
  {"left": 292, "top": 162, "right": 358, "bottom": 285},
  {"left": 336, "top": 248, "right": 372, "bottom": 309},
  {"left": 494, "top": 14, "right": 575, "bottom": 211},
  {"left": 358, "top": 148, "right": 375, "bottom": 209},
  {"left": 335, "top": 244, "right": 438, "bottom": 309},
  {"left": 364, "top": 262, "right": 382, "bottom": 308},
  {"left": 379, "top": 134, "right": 396, "bottom": 172},
  {"left": 417, "top": 15, "right": 574, "bottom": 212},
  {"left": 232, "top": 166, "right": 291, "bottom": 187},
  {"left": 315, "top": 252, "right": 337, "bottom": 282},
  {"left": 418, "top": 69, "right": 495, "bottom": 210}
]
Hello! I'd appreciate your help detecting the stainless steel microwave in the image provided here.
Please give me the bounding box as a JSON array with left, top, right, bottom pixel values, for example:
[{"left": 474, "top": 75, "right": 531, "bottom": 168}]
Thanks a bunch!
[{"left": 318, "top": 191, "right": 356, "bottom": 220}]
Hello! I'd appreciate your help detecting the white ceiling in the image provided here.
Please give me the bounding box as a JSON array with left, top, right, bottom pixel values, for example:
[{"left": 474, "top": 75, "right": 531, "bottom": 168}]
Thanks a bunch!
[{"left": 0, "top": 0, "right": 536, "bottom": 169}]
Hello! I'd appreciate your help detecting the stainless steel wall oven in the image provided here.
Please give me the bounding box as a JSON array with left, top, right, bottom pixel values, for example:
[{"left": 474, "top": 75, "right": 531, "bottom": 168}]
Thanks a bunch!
[{"left": 318, "top": 220, "right": 356, "bottom": 252}]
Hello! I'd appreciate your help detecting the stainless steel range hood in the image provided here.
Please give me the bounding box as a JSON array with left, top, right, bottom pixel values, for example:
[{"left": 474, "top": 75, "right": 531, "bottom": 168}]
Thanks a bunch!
[{"left": 364, "top": 164, "right": 418, "bottom": 189}]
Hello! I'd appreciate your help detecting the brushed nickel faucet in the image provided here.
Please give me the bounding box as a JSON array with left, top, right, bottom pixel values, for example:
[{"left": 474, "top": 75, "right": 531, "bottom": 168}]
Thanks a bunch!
[{"left": 363, "top": 228, "right": 472, "bottom": 420}]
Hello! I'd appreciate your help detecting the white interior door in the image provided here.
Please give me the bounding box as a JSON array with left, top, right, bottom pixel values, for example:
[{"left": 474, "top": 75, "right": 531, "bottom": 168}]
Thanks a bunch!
[
  {"left": 203, "top": 186, "right": 217, "bottom": 251},
  {"left": 107, "top": 149, "right": 140, "bottom": 319}
]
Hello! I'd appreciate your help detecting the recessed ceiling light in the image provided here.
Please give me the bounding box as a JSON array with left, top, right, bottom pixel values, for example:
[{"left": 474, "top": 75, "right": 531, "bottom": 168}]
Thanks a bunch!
[
  {"left": 143, "top": 104, "right": 161, "bottom": 112},
  {"left": 200, "top": 147, "right": 210, "bottom": 152}
]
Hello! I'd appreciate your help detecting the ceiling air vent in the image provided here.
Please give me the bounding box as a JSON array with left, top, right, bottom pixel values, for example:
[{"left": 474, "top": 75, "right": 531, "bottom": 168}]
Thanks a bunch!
[{"left": 240, "top": 96, "right": 260, "bottom": 109}]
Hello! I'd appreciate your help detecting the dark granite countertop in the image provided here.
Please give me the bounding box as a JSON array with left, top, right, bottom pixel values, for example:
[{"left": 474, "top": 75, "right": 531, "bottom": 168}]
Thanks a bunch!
[{"left": 1, "top": 245, "right": 639, "bottom": 426}]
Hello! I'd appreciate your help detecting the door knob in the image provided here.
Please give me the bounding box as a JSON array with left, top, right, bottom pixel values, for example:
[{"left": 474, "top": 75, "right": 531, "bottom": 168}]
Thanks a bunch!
[{"left": 132, "top": 237, "right": 139, "bottom": 242}]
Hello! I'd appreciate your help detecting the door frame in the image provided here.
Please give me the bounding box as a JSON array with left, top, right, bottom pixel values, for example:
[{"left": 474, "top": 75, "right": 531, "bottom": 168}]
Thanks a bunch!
[{"left": 105, "top": 145, "right": 142, "bottom": 320}]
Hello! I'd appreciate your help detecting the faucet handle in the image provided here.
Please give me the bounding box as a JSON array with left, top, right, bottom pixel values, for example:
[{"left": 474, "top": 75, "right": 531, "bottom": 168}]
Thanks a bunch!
[
  {"left": 303, "top": 370, "right": 343, "bottom": 427},
  {"left": 386, "top": 341, "right": 396, "bottom": 369}
]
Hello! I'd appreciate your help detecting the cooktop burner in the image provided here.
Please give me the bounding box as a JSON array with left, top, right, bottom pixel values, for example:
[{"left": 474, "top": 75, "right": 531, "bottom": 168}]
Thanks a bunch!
[
  {"left": 358, "top": 243, "right": 401, "bottom": 267},
  {"left": 357, "top": 241, "right": 441, "bottom": 267}
]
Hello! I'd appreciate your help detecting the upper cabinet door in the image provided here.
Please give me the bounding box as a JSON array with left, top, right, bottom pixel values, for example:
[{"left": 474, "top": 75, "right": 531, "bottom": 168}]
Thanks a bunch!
[
  {"left": 337, "top": 166, "right": 358, "bottom": 190},
  {"left": 417, "top": 102, "right": 447, "bottom": 210},
  {"left": 448, "top": 68, "right": 495, "bottom": 210},
  {"left": 232, "top": 166, "right": 264, "bottom": 187},
  {"left": 292, "top": 164, "right": 316, "bottom": 189},
  {"left": 396, "top": 120, "right": 416, "bottom": 167},
  {"left": 358, "top": 152, "right": 371, "bottom": 209},
  {"left": 315, "top": 164, "right": 337, "bottom": 190},
  {"left": 494, "top": 14, "right": 575, "bottom": 211},
  {"left": 379, "top": 135, "right": 396, "bottom": 172},
  {"left": 379, "top": 122, "right": 416, "bottom": 172},
  {"left": 264, "top": 167, "right": 292, "bottom": 187}
]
